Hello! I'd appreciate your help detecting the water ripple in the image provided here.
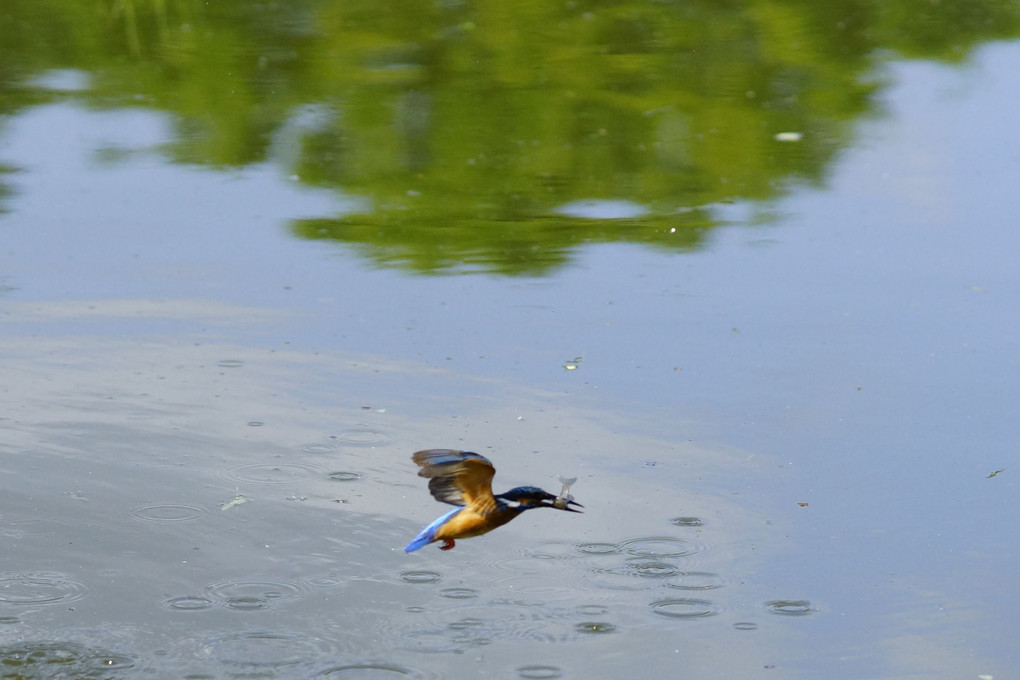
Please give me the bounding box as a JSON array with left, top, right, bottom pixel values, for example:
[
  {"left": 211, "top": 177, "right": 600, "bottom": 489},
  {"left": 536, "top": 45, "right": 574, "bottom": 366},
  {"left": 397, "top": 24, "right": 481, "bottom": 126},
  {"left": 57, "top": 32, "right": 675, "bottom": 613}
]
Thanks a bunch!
[
  {"left": 575, "top": 542, "right": 620, "bottom": 556},
  {"left": 391, "top": 601, "right": 590, "bottom": 652},
  {"left": 161, "top": 595, "right": 216, "bottom": 612},
  {"left": 664, "top": 571, "right": 724, "bottom": 591},
  {"left": 623, "top": 557, "right": 682, "bottom": 578},
  {"left": 0, "top": 519, "right": 68, "bottom": 539},
  {"left": 764, "top": 599, "right": 816, "bottom": 616},
  {"left": 222, "top": 462, "right": 322, "bottom": 485},
  {"left": 649, "top": 598, "right": 718, "bottom": 619},
  {"left": 399, "top": 571, "right": 441, "bottom": 585},
  {"left": 521, "top": 541, "right": 583, "bottom": 560},
  {"left": 128, "top": 504, "right": 209, "bottom": 522},
  {"left": 315, "top": 662, "right": 432, "bottom": 678},
  {"left": 397, "top": 628, "right": 468, "bottom": 654},
  {"left": 334, "top": 427, "right": 392, "bottom": 447},
  {"left": 205, "top": 578, "right": 311, "bottom": 610},
  {"left": 619, "top": 536, "right": 698, "bottom": 558},
  {"left": 517, "top": 666, "right": 563, "bottom": 679},
  {"left": 196, "top": 630, "right": 328, "bottom": 669},
  {"left": 438, "top": 587, "right": 478, "bottom": 600},
  {"left": 584, "top": 567, "right": 659, "bottom": 591},
  {"left": 488, "top": 556, "right": 564, "bottom": 576},
  {"left": 0, "top": 572, "right": 89, "bottom": 606},
  {"left": 490, "top": 574, "right": 578, "bottom": 602},
  {"left": 301, "top": 442, "right": 341, "bottom": 455}
]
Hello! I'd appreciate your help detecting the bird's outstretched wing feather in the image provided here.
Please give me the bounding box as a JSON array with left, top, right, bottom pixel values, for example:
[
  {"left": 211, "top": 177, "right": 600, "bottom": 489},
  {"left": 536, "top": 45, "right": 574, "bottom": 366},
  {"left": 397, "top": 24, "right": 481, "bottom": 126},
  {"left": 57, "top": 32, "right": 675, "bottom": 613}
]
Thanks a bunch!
[{"left": 412, "top": 449, "right": 497, "bottom": 513}]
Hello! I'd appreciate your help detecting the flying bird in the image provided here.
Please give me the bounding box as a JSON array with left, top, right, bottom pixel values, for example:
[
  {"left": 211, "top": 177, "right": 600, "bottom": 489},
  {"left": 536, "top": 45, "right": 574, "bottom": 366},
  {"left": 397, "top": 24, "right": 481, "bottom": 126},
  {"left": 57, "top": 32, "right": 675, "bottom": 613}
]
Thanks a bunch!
[{"left": 404, "top": 449, "right": 582, "bottom": 552}]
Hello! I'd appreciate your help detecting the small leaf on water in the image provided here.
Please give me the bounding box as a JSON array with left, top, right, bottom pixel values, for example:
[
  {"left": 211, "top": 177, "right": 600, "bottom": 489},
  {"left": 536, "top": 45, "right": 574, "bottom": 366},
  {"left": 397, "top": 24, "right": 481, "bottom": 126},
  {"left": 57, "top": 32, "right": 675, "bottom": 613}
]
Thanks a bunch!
[{"left": 220, "top": 495, "right": 249, "bottom": 511}]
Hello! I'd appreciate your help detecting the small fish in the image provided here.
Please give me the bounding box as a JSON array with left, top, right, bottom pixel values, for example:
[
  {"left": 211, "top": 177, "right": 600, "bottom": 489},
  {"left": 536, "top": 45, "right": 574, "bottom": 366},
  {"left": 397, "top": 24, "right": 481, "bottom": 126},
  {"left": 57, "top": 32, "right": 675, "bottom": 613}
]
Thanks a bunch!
[{"left": 553, "top": 476, "right": 577, "bottom": 510}]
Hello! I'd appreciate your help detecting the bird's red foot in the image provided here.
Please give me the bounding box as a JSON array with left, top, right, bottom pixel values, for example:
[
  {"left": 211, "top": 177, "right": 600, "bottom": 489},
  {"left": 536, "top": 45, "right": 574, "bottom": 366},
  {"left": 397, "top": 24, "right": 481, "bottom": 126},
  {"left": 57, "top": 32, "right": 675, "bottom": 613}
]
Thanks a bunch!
[{"left": 439, "top": 539, "right": 456, "bottom": 551}]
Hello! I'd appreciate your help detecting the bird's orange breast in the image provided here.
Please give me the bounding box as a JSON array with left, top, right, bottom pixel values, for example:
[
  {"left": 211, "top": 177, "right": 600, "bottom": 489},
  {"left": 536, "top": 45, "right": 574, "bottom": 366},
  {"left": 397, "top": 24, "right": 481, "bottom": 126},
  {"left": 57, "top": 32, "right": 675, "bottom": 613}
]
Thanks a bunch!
[{"left": 433, "top": 507, "right": 518, "bottom": 540}]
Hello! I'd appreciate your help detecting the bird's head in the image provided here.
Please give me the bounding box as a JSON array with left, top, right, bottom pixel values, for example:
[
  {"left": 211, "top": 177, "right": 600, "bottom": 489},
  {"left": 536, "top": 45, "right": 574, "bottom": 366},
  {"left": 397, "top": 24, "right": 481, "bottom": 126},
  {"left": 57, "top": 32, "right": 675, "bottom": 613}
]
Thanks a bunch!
[{"left": 497, "top": 486, "right": 583, "bottom": 513}]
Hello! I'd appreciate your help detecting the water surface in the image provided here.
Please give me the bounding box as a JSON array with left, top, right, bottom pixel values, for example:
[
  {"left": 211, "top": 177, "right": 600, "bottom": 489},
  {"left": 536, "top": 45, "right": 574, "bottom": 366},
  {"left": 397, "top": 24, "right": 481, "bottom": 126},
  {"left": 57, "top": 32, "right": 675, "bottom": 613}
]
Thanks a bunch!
[{"left": 1, "top": 3, "right": 1019, "bottom": 679}]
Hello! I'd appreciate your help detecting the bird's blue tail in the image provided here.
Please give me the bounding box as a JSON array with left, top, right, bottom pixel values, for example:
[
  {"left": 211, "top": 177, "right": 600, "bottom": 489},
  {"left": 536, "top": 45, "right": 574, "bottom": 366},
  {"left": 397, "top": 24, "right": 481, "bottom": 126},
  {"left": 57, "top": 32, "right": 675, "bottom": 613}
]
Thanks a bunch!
[{"left": 404, "top": 507, "right": 461, "bottom": 553}]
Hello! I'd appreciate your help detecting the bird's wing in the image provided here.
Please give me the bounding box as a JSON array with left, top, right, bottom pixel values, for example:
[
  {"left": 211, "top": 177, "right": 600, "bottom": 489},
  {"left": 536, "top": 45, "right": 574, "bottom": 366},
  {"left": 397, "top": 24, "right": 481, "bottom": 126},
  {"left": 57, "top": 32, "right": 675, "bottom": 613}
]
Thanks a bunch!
[{"left": 412, "top": 449, "right": 498, "bottom": 514}]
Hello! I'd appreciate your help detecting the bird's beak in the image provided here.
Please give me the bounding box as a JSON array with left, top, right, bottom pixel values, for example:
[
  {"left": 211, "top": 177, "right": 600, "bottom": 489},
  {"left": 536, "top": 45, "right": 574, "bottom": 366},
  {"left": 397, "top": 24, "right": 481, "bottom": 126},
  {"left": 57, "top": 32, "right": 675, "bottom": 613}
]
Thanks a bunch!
[{"left": 562, "top": 499, "right": 583, "bottom": 513}]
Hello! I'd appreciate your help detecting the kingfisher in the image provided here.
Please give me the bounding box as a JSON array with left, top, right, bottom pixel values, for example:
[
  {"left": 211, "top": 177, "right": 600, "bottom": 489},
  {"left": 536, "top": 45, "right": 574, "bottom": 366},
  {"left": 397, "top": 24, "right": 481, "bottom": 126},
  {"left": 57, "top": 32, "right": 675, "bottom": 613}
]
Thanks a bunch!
[{"left": 404, "top": 449, "right": 583, "bottom": 552}]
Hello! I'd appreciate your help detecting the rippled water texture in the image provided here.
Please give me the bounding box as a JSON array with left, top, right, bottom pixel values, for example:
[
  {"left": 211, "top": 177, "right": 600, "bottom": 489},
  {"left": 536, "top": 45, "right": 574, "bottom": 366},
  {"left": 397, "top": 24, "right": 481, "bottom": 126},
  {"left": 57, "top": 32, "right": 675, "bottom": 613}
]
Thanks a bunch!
[
  {"left": 2, "top": 2, "right": 1019, "bottom": 678},
  {"left": 0, "top": 572, "right": 90, "bottom": 606}
]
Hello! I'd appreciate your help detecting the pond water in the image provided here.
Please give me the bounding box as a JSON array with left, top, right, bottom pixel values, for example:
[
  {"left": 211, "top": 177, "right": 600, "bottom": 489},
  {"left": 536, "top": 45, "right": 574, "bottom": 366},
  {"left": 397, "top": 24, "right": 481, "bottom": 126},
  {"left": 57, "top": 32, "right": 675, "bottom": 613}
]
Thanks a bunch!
[{"left": 1, "top": 3, "right": 1018, "bottom": 679}]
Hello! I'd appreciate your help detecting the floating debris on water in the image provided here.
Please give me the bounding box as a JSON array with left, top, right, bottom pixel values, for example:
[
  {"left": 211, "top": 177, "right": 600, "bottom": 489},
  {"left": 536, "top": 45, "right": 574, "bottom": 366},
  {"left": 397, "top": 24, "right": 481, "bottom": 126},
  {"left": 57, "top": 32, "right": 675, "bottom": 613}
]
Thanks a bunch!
[{"left": 220, "top": 495, "right": 249, "bottom": 511}]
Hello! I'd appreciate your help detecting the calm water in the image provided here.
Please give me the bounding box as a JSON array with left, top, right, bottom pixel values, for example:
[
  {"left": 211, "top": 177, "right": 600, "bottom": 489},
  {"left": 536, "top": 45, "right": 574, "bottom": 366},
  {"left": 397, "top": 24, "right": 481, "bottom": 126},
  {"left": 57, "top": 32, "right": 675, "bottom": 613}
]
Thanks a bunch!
[{"left": 1, "top": 3, "right": 1019, "bottom": 679}]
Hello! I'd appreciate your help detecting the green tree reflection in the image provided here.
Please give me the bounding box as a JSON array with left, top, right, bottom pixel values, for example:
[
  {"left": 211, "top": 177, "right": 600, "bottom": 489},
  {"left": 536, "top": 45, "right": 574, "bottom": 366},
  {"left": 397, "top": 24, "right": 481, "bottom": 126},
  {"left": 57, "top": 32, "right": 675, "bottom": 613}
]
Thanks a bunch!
[{"left": 1, "top": 0, "right": 1018, "bottom": 273}]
